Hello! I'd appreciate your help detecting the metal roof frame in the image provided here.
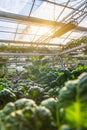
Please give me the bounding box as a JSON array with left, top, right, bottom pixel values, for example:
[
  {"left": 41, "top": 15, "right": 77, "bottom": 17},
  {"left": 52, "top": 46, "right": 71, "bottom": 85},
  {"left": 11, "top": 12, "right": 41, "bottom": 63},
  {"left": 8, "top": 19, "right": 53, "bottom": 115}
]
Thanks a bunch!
[
  {"left": 0, "top": 43, "right": 86, "bottom": 57},
  {"left": 0, "top": 11, "right": 87, "bottom": 32},
  {"left": 0, "top": 0, "right": 87, "bottom": 51},
  {"left": 0, "top": 39, "right": 62, "bottom": 47}
]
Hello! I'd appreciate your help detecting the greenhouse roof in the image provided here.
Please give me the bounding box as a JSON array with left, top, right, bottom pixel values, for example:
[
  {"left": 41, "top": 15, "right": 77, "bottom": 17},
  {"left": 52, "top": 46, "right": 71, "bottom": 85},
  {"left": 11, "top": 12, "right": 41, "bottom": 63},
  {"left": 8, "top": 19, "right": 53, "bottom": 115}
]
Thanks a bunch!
[{"left": 0, "top": 0, "right": 87, "bottom": 47}]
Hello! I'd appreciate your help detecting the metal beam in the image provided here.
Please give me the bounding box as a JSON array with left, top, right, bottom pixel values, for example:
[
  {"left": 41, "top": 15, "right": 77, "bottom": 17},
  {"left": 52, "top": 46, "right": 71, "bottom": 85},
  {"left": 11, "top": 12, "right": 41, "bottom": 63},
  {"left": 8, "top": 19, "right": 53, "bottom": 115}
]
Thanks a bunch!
[
  {"left": 60, "top": 44, "right": 86, "bottom": 55},
  {"left": 0, "top": 11, "right": 87, "bottom": 32},
  {"left": 0, "top": 44, "right": 86, "bottom": 57},
  {"left": 0, "top": 11, "right": 61, "bottom": 26},
  {"left": 76, "top": 26, "right": 87, "bottom": 32},
  {"left": 45, "top": 0, "right": 87, "bottom": 14},
  {"left": 0, "top": 61, "right": 27, "bottom": 64},
  {"left": 0, "top": 52, "right": 57, "bottom": 57},
  {"left": 0, "top": 39, "right": 62, "bottom": 47}
]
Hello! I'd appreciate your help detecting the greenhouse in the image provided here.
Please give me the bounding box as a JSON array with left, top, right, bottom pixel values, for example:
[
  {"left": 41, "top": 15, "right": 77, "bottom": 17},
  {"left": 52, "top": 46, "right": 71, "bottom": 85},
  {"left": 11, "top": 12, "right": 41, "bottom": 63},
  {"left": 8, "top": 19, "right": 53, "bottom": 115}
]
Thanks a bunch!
[{"left": 0, "top": 0, "right": 87, "bottom": 130}]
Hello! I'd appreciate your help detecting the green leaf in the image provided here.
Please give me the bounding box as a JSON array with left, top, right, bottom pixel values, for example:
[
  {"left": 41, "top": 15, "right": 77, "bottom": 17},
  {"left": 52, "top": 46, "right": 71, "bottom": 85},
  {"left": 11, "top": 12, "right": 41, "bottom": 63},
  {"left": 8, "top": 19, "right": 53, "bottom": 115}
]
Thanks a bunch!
[{"left": 0, "top": 85, "right": 4, "bottom": 90}]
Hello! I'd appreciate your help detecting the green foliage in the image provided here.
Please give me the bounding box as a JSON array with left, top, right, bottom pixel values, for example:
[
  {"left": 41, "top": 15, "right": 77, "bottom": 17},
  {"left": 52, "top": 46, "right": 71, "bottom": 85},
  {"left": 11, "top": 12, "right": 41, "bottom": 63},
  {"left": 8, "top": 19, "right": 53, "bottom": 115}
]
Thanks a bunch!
[
  {"left": 0, "top": 85, "right": 4, "bottom": 90},
  {"left": 76, "top": 65, "right": 84, "bottom": 71},
  {"left": 0, "top": 78, "right": 13, "bottom": 88},
  {"left": 27, "top": 86, "right": 48, "bottom": 104},
  {"left": 58, "top": 73, "right": 87, "bottom": 107},
  {"left": 62, "top": 36, "right": 87, "bottom": 50},
  {"left": 57, "top": 72, "right": 64, "bottom": 76},
  {"left": 0, "top": 98, "right": 57, "bottom": 130},
  {"left": 0, "top": 62, "right": 87, "bottom": 130},
  {"left": 0, "top": 89, "right": 16, "bottom": 109},
  {"left": 65, "top": 102, "right": 87, "bottom": 127},
  {"left": 58, "top": 73, "right": 87, "bottom": 128},
  {"left": 41, "top": 98, "right": 57, "bottom": 120}
]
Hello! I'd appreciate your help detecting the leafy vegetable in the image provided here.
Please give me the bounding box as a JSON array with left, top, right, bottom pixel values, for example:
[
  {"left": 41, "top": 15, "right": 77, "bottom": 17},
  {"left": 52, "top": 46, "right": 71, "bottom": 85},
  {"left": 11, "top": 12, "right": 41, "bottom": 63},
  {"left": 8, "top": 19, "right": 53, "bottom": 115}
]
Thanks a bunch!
[
  {"left": 0, "top": 88, "right": 16, "bottom": 109},
  {"left": 0, "top": 98, "right": 57, "bottom": 130}
]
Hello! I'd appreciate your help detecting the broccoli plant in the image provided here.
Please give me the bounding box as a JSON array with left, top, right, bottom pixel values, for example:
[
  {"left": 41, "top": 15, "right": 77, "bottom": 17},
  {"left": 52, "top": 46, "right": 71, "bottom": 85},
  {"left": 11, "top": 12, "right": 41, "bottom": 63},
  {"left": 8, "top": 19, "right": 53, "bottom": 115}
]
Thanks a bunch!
[
  {"left": 0, "top": 88, "right": 16, "bottom": 109},
  {"left": 0, "top": 98, "right": 57, "bottom": 130}
]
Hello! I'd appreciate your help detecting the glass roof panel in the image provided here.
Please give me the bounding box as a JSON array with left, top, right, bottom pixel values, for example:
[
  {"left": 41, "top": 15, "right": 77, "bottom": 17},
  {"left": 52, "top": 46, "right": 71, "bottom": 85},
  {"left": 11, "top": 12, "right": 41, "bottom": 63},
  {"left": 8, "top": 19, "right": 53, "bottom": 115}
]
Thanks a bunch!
[
  {"left": 79, "top": 16, "right": 87, "bottom": 28},
  {"left": 31, "top": 2, "right": 64, "bottom": 21},
  {"left": 0, "top": 0, "right": 87, "bottom": 46},
  {"left": 0, "top": 21, "right": 17, "bottom": 28},
  {"left": 0, "top": 32, "right": 15, "bottom": 40},
  {"left": 0, "top": 0, "right": 43, "bottom": 15}
]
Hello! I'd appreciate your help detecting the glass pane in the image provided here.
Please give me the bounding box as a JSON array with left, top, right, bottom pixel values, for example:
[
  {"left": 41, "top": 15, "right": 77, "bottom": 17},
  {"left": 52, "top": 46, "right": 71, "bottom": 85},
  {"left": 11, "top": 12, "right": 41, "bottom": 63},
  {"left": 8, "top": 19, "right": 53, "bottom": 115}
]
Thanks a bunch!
[{"left": 0, "top": 0, "right": 43, "bottom": 16}]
